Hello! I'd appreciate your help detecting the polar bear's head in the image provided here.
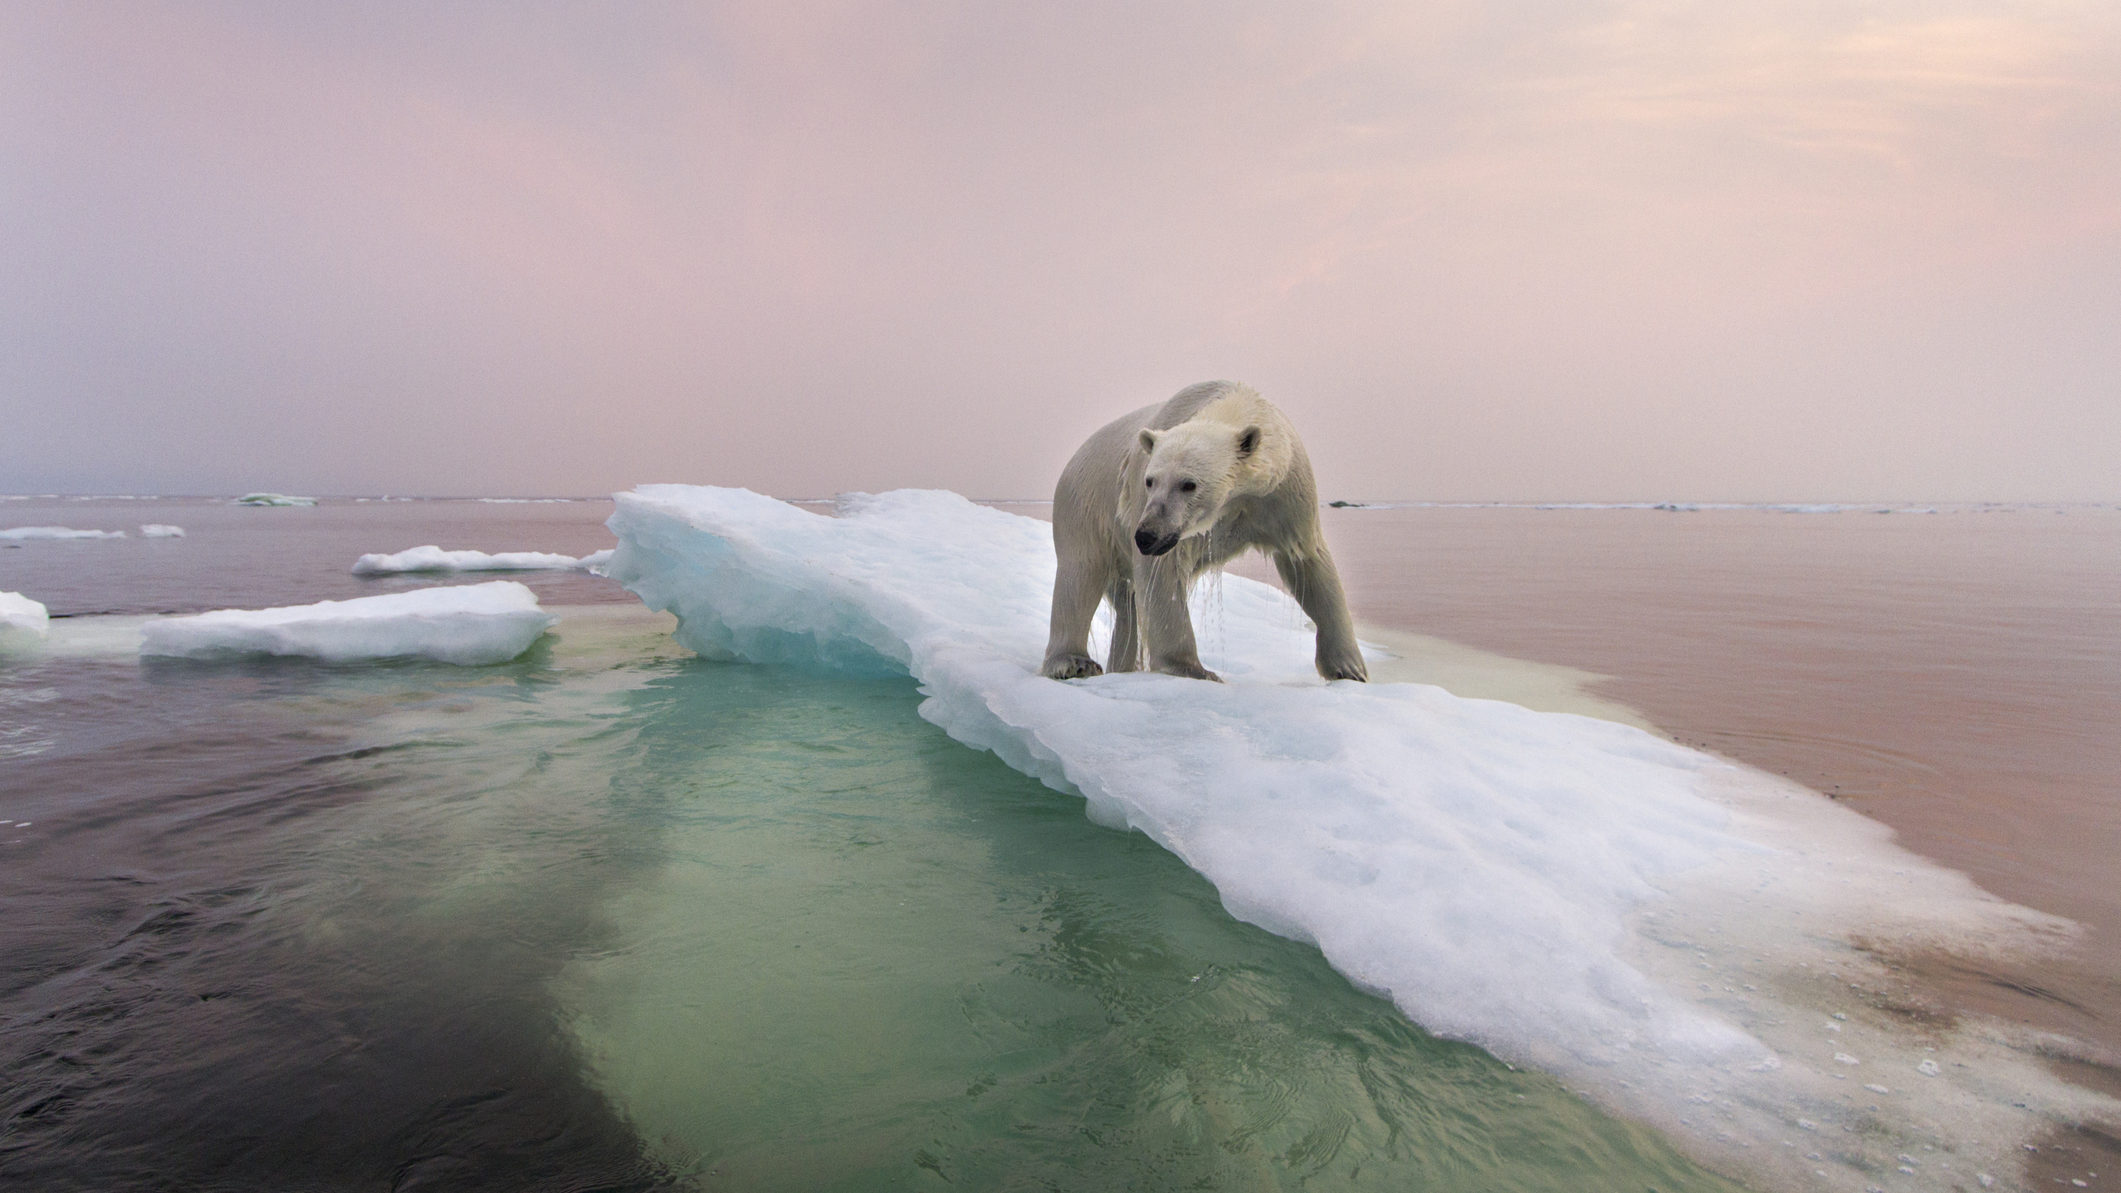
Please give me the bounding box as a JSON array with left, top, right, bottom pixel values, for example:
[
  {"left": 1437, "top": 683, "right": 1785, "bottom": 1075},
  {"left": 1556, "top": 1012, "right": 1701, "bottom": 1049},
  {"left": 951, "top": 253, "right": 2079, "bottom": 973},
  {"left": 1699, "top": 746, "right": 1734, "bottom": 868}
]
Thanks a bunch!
[{"left": 1131, "top": 420, "right": 1266, "bottom": 556}]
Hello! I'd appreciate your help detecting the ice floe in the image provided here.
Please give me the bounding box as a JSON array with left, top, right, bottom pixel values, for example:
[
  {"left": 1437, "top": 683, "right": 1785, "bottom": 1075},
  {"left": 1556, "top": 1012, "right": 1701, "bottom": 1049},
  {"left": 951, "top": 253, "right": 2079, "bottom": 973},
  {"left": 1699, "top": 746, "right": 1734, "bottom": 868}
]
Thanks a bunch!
[
  {"left": 607, "top": 484, "right": 2118, "bottom": 1192},
  {"left": 235, "top": 492, "right": 317, "bottom": 507},
  {"left": 0, "top": 526, "right": 127, "bottom": 540},
  {"left": 139, "top": 524, "right": 185, "bottom": 538},
  {"left": 351, "top": 545, "right": 613, "bottom": 575},
  {"left": 0, "top": 591, "right": 48, "bottom": 649},
  {"left": 140, "top": 580, "right": 553, "bottom": 664}
]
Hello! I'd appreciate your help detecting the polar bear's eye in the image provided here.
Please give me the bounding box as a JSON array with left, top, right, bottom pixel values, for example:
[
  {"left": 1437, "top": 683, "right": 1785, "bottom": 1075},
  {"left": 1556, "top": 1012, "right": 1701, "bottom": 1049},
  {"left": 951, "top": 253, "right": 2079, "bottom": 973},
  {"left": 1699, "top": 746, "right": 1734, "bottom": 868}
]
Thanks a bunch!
[
  {"left": 1180, "top": 480, "right": 1197, "bottom": 493},
  {"left": 1145, "top": 476, "right": 1155, "bottom": 488}
]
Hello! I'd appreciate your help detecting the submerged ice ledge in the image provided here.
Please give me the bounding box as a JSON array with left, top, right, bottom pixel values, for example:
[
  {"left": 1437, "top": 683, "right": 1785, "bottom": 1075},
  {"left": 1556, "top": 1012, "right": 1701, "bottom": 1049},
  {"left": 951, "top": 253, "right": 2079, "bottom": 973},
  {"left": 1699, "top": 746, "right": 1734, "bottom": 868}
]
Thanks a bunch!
[{"left": 607, "top": 484, "right": 2114, "bottom": 1191}]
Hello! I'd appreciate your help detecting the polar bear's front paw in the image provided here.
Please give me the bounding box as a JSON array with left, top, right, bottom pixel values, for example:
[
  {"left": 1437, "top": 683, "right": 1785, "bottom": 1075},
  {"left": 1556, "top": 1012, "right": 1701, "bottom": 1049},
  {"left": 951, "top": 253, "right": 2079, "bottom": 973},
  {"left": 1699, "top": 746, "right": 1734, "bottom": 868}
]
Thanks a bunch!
[
  {"left": 1155, "top": 659, "right": 1223, "bottom": 682},
  {"left": 1043, "top": 653, "right": 1104, "bottom": 680},
  {"left": 1318, "top": 646, "right": 1369, "bottom": 682}
]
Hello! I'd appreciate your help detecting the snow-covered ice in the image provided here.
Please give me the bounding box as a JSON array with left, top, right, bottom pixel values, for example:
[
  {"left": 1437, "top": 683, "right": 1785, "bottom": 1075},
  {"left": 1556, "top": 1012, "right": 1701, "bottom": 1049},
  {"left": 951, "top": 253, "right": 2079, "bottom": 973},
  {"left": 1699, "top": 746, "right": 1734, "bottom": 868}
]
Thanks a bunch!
[
  {"left": 139, "top": 524, "right": 185, "bottom": 537},
  {"left": 1, "top": 591, "right": 48, "bottom": 649},
  {"left": 235, "top": 492, "right": 316, "bottom": 506},
  {"left": 1, "top": 526, "right": 127, "bottom": 540},
  {"left": 140, "top": 581, "right": 554, "bottom": 664},
  {"left": 608, "top": 484, "right": 2119, "bottom": 1192},
  {"left": 351, "top": 545, "right": 612, "bottom": 575}
]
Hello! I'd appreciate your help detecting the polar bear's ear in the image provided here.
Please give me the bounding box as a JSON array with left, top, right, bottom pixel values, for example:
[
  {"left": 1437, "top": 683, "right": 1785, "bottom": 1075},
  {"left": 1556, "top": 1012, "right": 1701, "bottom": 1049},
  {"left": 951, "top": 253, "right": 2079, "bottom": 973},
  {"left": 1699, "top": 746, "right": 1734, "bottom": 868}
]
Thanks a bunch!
[
  {"left": 1236, "top": 426, "right": 1262, "bottom": 459},
  {"left": 1138, "top": 428, "right": 1159, "bottom": 454}
]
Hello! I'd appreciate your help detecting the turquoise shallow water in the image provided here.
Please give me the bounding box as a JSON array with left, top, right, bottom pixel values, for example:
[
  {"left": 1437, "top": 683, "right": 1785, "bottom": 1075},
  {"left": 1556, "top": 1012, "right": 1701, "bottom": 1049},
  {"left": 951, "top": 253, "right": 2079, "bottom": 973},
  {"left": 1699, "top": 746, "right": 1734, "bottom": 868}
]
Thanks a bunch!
[{"left": 3, "top": 598, "right": 1747, "bottom": 1191}]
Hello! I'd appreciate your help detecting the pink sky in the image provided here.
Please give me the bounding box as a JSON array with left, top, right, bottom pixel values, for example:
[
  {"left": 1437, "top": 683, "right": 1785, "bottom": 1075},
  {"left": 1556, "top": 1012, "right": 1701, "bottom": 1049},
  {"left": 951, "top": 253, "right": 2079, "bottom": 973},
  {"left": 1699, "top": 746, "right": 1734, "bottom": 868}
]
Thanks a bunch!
[{"left": 3, "top": 1, "right": 2116, "bottom": 500}]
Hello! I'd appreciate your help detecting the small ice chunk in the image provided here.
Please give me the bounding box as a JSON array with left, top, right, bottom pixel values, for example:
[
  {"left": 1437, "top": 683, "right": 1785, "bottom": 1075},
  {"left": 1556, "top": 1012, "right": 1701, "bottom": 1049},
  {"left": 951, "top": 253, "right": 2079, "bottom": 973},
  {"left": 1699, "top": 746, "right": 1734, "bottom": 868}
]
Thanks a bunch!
[
  {"left": 1, "top": 591, "right": 49, "bottom": 648},
  {"left": 139, "top": 524, "right": 186, "bottom": 537},
  {"left": 1917, "top": 1059, "right": 1942, "bottom": 1077},
  {"left": 351, "top": 545, "right": 608, "bottom": 575},
  {"left": 1834, "top": 1052, "right": 1860, "bottom": 1065},
  {"left": 0, "top": 526, "right": 126, "bottom": 540},
  {"left": 235, "top": 493, "right": 317, "bottom": 506},
  {"left": 1864, "top": 1083, "right": 1891, "bottom": 1094},
  {"left": 140, "top": 581, "right": 553, "bottom": 665}
]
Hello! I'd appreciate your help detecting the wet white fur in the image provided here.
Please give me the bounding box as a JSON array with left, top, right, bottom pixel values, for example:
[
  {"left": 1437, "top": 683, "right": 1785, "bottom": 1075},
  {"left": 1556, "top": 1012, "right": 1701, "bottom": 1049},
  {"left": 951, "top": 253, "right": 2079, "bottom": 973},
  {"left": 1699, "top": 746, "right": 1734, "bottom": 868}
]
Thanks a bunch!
[{"left": 1042, "top": 381, "right": 1366, "bottom": 682}]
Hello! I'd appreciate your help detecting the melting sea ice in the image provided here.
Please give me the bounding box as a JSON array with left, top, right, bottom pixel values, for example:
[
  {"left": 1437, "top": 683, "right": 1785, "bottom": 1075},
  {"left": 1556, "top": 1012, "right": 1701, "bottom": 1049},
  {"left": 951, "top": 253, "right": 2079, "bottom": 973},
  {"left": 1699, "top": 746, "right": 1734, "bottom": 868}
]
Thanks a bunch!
[{"left": 603, "top": 485, "right": 2121, "bottom": 1192}]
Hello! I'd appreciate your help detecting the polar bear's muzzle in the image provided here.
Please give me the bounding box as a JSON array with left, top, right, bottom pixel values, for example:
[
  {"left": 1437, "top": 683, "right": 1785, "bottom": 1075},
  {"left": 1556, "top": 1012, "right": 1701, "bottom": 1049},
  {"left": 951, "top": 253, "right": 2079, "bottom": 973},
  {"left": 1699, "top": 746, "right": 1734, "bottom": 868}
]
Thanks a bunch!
[{"left": 1134, "top": 527, "right": 1181, "bottom": 557}]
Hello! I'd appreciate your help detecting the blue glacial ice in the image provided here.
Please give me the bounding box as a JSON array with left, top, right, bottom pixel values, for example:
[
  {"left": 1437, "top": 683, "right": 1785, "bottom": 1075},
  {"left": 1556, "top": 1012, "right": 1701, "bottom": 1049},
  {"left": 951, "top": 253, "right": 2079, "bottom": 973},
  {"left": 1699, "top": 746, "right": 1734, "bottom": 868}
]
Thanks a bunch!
[{"left": 608, "top": 484, "right": 2116, "bottom": 1189}]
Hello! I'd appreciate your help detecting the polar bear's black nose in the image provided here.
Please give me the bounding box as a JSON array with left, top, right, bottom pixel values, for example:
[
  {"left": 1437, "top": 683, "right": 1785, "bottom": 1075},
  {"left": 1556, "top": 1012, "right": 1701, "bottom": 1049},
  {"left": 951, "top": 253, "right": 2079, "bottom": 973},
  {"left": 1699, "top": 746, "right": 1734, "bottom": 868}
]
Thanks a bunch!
[{"left": 1135, "top": 528, "right": 1177, "bottom": 556}]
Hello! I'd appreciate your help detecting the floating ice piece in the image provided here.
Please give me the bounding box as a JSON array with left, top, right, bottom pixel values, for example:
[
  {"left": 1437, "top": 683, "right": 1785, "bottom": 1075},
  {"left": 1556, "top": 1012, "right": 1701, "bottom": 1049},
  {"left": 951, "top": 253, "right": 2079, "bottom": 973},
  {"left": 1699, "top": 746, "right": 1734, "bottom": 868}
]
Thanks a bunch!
[
  {"left": 351, "top": 545, "right": 612, "bottom": 575},
  {"left": 235, "top": 492, "right": 316, "bottom": 506},
  {"left": 607, "top": 486, "right": 1752, "bottom": 1063},
  {"left": 605, "top": 484, "right": 2111, "bottom": 1188},
  {"left": 1, "top": 591, "right": 48, "bottom": 648},
  {"left": 0, "top": 526, "right": 127, "bottom": 540},
  {"left": 140, "top": 581, "right": 552, "bottom": 664},
  {"left": 139, "top": 524, "right": 185, "bottom": 538}
]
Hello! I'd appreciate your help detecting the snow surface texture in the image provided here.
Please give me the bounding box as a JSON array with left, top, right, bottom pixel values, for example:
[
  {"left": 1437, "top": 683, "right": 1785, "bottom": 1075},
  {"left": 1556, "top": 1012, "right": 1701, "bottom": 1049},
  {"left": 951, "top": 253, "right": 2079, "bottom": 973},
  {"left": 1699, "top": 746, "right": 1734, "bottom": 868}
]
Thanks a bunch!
[
  {"left": 139, "top": 524, "right": 185, "bottom": 537},
  {"left": 0, "top": 591, "right": 48, "bottom": 649},
  {"left": 609, "top": 485, "right": 2116, "bottom": 1192},
  {"left": 140, "top": 581, "right": 554, "bottom": 665},
  {"left": 351, "top": 545, "right": 614, "bottom": 575},
  {"left": 0, "top": 526, "right": 126, "bottom": 540},
  {"left": 236, "top": 492, "right": 316, "bottom": 506}
]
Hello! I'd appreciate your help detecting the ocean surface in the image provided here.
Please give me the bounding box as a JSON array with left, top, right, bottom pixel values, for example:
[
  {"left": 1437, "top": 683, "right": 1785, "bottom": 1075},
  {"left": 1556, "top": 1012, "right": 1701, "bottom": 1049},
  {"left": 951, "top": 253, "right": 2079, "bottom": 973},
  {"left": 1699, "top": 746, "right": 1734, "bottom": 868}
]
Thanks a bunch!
[{"left": 3, "top": 494, "right": 2116, "bottom": 1191}]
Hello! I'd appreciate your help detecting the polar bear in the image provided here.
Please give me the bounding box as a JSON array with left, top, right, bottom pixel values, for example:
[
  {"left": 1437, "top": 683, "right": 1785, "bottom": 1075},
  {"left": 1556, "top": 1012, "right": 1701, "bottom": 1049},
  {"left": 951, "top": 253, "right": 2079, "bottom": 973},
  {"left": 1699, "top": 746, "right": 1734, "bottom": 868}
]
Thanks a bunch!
[{"left": 1042, "top": 381, "right": 1367, "bottom": 683}]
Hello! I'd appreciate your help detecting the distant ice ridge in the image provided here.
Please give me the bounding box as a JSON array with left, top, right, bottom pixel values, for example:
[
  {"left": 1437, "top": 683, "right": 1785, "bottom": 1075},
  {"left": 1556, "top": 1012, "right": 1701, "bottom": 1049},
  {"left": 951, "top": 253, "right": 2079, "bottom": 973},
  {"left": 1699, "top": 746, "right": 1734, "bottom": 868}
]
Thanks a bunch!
[
  {"left": 139, "top": 524, "right": 185, "bottom": 537},
  {"left": 235, "top": 492, "right": 316, "bottom": 507},
  {"left": 608, "top": 484, "right": 2115, "bottom": 1192},
  {"left": 0, "top": 591, "right": 48, "bottom": 648},
  {"left": 140, "top": 580, "right": 553, "bottom": 664},
  {"left": 1, "top": 526, "right": 127, "bottom": 540},
  {"left": 351, "top": 545, "right": 615, "bottom": 575}
]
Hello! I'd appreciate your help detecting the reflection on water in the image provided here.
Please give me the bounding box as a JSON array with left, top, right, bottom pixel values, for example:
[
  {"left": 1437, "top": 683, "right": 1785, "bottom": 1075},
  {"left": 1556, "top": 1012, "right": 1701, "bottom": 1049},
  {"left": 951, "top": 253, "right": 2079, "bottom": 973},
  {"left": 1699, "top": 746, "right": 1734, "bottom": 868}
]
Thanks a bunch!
[{"left": 0, "top": 606, "right": 1742, "bottom": 1192}]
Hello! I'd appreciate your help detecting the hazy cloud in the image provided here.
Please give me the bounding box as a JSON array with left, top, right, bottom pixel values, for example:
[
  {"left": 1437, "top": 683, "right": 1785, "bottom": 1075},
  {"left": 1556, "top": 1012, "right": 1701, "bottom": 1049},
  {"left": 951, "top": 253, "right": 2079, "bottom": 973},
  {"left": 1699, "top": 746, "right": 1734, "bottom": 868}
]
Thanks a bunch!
[{"left": 3, "top": 0, "right": 2115, "bottom": 499}]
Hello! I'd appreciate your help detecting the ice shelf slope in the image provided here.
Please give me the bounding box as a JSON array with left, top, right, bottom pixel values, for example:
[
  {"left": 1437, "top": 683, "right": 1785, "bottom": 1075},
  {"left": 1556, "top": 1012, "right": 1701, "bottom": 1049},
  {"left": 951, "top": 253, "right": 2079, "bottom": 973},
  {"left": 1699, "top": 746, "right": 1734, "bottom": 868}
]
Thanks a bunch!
[
  {"left": 140, "top": 580, "right": 554, "bottom": 664},
  {"left": 608, "top": 485, "right": 2111, "bottom": 1191}
]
